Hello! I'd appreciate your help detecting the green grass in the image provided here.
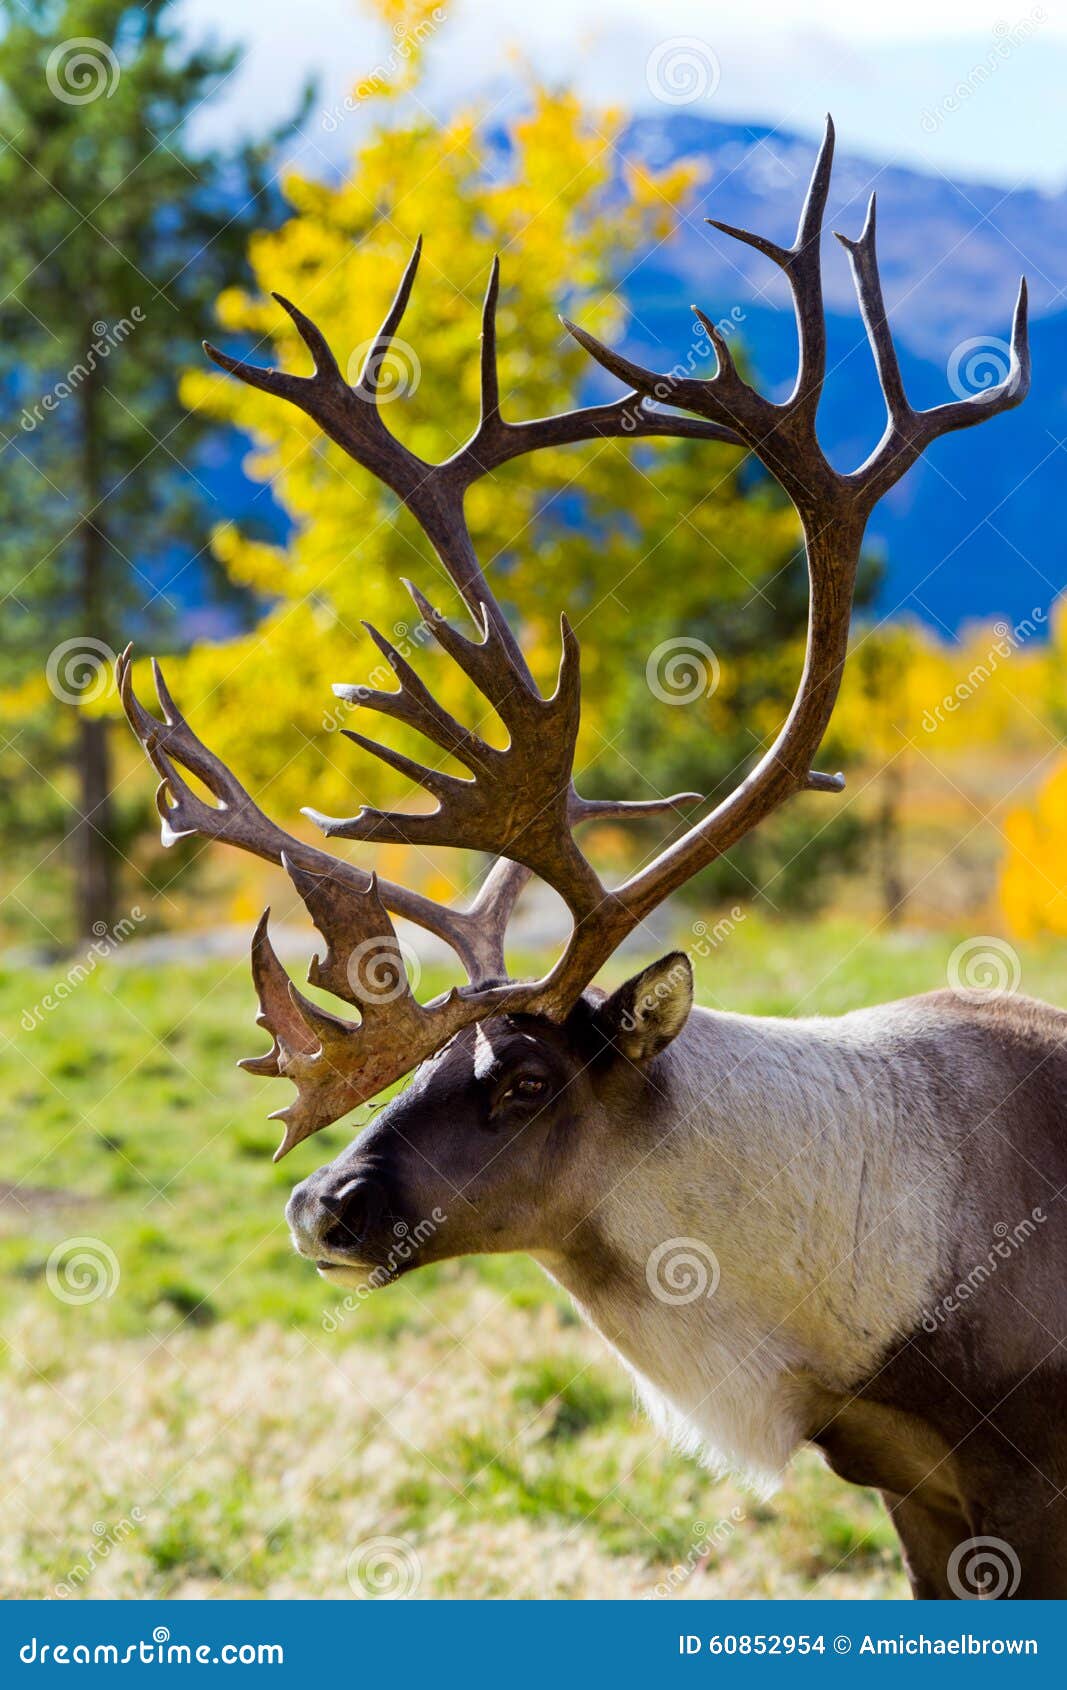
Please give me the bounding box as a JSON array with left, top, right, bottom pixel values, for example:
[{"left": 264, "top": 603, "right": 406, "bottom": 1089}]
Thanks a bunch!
[{"left": 1, "top": 913, "right": 1061, "bottom": 1596}]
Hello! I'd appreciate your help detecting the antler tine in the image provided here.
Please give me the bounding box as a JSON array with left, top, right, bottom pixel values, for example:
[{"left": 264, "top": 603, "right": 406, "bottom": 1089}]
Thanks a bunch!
[
  {"left": 340, "top": 620, "right": 495, "bottom": 772},
  {"left": 833, "top": 195, "right": 908, "bottom": 421},
  {"left": 836, "top": 197, "right": 1030, "bottom": 505},
  {"left": 457, "top": 858, "right": 532, "bottom": 980},
  {"left": 354, "top": 235, "right": 423, "bottom": 399},
  {"left": 708, "top": 113, "right": 835, "bottom": 416},
  {"left": 201, "top": 337, "right": 312, "bottom": 407},
  {"left": 479, "top": 254, "right": 502, "bottom": 427},
  {"left": 562, "top": 117, "right": 837, "bottom": 496},
  {"left": 465, "top": 856, "right": 530, "bottom": 923},
  {"left": 271, "top": 291, "right": 345, "bottom": 382},
  {"left": 782, "top": 112, "right": 834, "bottom": 410},
  {"left": 402, "top": 579, "right": 520, "bottom": 716},
  {"left": 569, "top": 790, "right": 704, "bottom": 824}
]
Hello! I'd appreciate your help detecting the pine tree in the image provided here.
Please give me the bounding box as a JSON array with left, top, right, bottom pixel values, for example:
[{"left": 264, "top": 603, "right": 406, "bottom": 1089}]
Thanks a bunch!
[{"left": 0, "top": 0, "right": 306, "bottom": 939}]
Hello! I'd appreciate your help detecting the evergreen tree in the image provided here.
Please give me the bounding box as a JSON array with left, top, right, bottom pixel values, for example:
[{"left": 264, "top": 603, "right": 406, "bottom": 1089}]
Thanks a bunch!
[{"left": 0, "top": 0, "right": 307, "bottom": 939}]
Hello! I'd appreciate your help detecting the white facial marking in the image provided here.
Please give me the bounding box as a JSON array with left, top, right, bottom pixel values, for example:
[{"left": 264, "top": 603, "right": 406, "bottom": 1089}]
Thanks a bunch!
[{"left": 473, "top": 1022, "right": 500, "bottom": 1080}]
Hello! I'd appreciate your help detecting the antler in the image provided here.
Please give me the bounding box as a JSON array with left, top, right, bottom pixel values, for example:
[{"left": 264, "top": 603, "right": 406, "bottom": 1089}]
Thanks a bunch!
[
  {"left": 204, "top": 243, "right": 739, "bottom": 683},
  {"left": 536, "top": 115, "right": 1030, "bottom": 1011},
  {"left": 117, "top": 644, "right": 689, "bottom": 1155},
  {"left": 124, "top": 119, "right": 1029, "bottom": 1154}
]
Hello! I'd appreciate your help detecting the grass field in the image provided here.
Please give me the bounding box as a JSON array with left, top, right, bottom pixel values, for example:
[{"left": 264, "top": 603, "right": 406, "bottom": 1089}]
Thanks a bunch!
[{"left": 2, "top": 913, "right": 1061, "bottom": 1599}]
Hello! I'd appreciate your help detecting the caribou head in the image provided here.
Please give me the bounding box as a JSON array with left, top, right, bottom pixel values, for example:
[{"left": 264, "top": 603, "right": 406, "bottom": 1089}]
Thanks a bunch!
[{"left": 283, "top": 952, "right": 696, "bottom": 1289}]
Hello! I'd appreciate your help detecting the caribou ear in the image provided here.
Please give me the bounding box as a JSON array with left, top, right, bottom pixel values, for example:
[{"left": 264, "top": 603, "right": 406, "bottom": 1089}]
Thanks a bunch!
[{"left": 596, "top": 952, "right": 694, "bottom": 1064}]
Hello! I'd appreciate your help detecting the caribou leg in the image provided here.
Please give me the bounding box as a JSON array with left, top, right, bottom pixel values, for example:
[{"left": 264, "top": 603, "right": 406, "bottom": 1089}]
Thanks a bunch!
[{"left": 881, "top": 1493, "right": 971, "bottom": 1599}]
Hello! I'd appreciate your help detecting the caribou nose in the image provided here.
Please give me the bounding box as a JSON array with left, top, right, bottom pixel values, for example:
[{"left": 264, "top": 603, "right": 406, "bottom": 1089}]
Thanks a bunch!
[
  {"left": 284, "top": 1176, "right": 328, "bottom": 1256},
  {"left": 320, "top": 1175, "right": 385, "bottom": 1248}
]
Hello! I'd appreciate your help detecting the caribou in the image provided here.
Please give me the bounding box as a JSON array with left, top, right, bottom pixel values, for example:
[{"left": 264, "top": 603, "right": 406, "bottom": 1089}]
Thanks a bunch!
[{"left": 120, "top": 119, "right": 1067, "bottom": 1599}]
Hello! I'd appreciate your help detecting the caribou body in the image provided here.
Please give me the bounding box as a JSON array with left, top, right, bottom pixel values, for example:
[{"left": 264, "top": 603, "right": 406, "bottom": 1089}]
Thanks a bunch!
[
  {"left": 119, "top": 115, "right": 1055, "bottom": 1595},
  {"left": 285, "top": 959, "right": 1067, "bottom": 1599}
]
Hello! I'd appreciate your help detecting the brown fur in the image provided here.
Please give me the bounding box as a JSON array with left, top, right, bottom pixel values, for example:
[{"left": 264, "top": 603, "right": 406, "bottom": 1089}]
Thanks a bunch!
[{"left": 286, "top": 969, "right": 1067, "bottom": 1598}]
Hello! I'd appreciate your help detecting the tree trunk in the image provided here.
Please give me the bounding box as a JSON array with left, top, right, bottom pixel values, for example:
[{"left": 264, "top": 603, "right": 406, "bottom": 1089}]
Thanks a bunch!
[
  {"left": 74, "top": 712, "right": 115, "bottom": 937},
  {"left": 878, "top": 759, "right": 906, "bottom": 927},
  {"left": 71, "top": 348, "right": 116, "bottom": 940}
]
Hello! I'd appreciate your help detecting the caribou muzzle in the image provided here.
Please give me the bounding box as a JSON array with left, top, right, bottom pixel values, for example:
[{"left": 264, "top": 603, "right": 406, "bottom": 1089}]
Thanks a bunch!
[{"left": 286, "top": 1165, "right": 394, "bottom": 1273}]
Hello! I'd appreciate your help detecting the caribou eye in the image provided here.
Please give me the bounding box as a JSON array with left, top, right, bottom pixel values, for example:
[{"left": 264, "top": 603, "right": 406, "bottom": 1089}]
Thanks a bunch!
[
  {"left": 500, "top": 1075, "right": 546, "bottom": 1104},
  {"left": 487, "top": 1071, "right": 550, "bottom": 1125}
]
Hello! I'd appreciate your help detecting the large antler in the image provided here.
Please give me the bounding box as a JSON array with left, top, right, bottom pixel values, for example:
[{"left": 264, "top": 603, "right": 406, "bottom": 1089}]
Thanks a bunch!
[
  {"left": 535, "top": 116, "right": 1029, "bottom": 1008},
  {"left": 123, "top": 118, "right": 1029, "bottom": 1154},
  {"left": 117, "top": 645, "right": 689, "bottom": 1156}
]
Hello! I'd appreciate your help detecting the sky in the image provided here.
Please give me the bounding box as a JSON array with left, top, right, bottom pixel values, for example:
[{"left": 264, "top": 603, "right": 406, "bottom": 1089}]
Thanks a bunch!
[{"left": 181, "top": 0, "right": 1067, "bottom": 190}]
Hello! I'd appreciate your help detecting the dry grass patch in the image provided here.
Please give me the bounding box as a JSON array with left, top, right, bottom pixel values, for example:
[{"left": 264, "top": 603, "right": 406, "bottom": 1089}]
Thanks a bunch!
[{"left": 1, "top": 1295, "right": 904, "bottom": 1600}]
